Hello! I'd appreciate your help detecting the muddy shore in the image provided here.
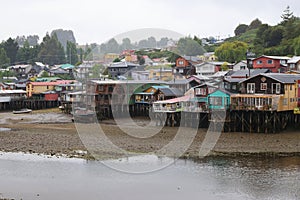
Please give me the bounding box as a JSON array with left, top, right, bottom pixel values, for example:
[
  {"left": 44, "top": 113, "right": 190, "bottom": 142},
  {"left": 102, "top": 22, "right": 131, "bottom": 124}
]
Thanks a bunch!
[{"left": 0, "top": 109, "right": 299, "bottom": 160}]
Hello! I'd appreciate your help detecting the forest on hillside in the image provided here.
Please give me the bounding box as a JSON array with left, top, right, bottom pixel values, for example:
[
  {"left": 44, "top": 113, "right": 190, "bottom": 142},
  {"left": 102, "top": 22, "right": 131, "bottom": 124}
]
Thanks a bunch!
[{"left": 221, "top": 6, "right": 300, "bottom": 59}]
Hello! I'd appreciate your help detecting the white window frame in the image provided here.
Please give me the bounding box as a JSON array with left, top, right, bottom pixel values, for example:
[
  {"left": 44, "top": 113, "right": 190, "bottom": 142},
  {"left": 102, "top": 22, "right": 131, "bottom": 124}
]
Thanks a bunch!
[
  {"left": 260, "top": 83, "right": 267, "bottom": 90},
  {"left": 178, "top": 60, "right": 184, "bottom": 65},
  {"left": 276, "top": 83, "right": 281, "bottom": 94},
  {"left": 247, "top": 83, "right": 255, "bottom": 94}
]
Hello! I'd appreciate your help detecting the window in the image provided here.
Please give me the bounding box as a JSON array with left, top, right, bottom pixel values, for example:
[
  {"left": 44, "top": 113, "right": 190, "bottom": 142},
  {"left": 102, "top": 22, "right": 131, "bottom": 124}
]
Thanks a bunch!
[
  {"left": 209, "top": 97, "right": 222, "bottom": 106},
  {"left": 276, "top": 83, "right": 281, "bottom": 94},
  {"left": 240, "top": 66, "right": 246, "bottom": 70},
  {"left": 108, "top": 86, "right": 114, "bottom": 93},
  {"left": 267, "top": 60, "right": 273, "bottom": 64},
  {"left": 260, "top": 83, "right": 267, "bottom": 90},
  {"left": 290, "top": 84, "right": 293, "bottom": 90},
  {"left": 290, "top": 64, "right": 295, "bottom": 69},
  {"left": 256, "top": 60, "right": 262, "bottom": 64},
  {"left": 195, "top": 88, "right": 206, "bottom": 95},
  {"left": 247, "top": 83, "right": 255, "bottom": 94},
  {"left": 178, "top": 60, "right": 184, "bottom": 65},
  {"left": 98, "top": 85, "right": 104, "bottom": 91},
  {"left": 283, "top": 98, "right": 288, "bottom": 105},
  {"left": 280, "top": 60, "right": 287, "bottom": 64}
]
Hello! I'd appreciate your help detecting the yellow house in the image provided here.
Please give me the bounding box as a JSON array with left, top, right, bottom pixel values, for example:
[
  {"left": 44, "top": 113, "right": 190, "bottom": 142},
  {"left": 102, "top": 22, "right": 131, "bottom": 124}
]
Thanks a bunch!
[
  {"left": 26, "top": 80, "right": 75, "bottom": 97},
  {"left": 104, "top": 53, "right": 119, "bottom": 62},
  {"left": 199, "top": 52, "right": 218, "bottom": 61}
]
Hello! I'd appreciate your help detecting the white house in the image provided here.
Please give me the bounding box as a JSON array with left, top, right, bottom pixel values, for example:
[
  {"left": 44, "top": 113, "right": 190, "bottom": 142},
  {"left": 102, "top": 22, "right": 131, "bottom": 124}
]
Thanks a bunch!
[
  {"left": 233, "top": 60, "right": 247, "bottom": 71},
  {"left": 195, "top": 62, "right": 215, "bottom": 75}
]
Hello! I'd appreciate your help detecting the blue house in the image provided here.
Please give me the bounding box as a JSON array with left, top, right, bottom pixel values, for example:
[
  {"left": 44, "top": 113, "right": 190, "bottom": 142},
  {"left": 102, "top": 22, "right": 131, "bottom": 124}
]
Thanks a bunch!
[{"left": 208, "top": 89, "right": 231, "bottom": 110}]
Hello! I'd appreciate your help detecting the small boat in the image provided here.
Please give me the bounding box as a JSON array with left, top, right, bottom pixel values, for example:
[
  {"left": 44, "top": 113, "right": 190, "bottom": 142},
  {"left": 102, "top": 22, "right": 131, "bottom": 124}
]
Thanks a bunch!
[{"left": 13, "top": 108, "right": 32, "bottom": 114}]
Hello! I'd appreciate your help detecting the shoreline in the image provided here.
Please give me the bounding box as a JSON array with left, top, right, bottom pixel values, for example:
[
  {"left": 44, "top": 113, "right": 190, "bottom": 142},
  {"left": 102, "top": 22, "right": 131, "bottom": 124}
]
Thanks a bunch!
[{"left": 0, "top": 110, "right": 299, "bottom": 160}]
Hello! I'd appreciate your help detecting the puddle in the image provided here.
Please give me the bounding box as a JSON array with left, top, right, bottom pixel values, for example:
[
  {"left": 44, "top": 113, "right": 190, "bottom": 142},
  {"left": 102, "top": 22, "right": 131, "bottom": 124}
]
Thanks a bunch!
[{"left": 0, "top": 127, "right": 11, "bottom": 131}]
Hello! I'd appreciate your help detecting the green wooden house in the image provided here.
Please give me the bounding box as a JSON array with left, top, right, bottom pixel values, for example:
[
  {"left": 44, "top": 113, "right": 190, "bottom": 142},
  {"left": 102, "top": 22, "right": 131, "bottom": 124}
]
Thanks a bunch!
[{"left": 207, "top": 89, "right": 231, "bottom": 110}]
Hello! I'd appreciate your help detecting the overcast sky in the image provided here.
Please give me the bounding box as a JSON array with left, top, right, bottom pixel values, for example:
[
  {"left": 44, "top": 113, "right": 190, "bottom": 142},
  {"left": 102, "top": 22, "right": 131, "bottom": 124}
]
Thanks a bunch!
[{"left": 1, "top": 0, "right": 300, "bottom": 44}]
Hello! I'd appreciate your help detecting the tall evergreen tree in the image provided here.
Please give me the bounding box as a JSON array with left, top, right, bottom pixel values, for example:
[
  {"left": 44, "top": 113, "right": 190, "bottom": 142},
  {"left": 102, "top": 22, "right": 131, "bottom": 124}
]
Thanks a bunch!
[
  {"left": 0, "top": 48, "right": 10, "bottom": 68},
  {"left": 16, "top": 41, "right": 40, "bottom": 64},
  {"left": 66, "top": 41, "right": 79, "bottom": 65},
  {"left": 38, "top": 33, "right": 66, "bottom": 65},
  {"left": 3, "top": 38, "right": 19, "bottom": 65},
  {"left": 281, "top": 6, "right": 294, "bottom": 23}
]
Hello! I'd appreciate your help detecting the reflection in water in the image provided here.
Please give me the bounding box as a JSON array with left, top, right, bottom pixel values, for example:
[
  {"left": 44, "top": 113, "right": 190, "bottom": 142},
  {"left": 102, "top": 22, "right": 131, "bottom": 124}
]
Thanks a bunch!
[
  {"left": 0, "top": 127, "right": 11, "bottom": 131},
  {"left": 0, "top": 152, "right": 299, "bottom": 200}
]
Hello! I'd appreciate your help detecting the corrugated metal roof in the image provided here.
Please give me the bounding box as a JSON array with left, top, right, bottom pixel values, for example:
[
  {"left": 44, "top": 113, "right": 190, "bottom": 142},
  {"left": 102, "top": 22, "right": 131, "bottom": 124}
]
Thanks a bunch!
[
  {"left": 167, "top": 79, "right": 189, "bottom": 84},
  {"left": 240, "top": 73, "right": 300, "bottom": 84},
  {"left": 287, "top": 56, "right": 300, "bottom": 64},
  {"left": 182, "top": 56, "right": 202, "bottom": 63},
  {"left": 29, "top": 80, "right": 75, "bottom": 86},
  {"left": 158, "top": 87, "right": 184, "bottom": 97},
  {"left": 0, "top": 90, "right": 26, "bottom": 94},
  {"left": 109, "top": 61, "right": 139, "bottom": 68},
  {"left": 264, "top": 73, "right": 300, "bottom": 83},
  {"left": 254, "top": 55, "right": 291, "bottom": 60},
  {"left": 230, "top": 69, "right": 270, "bottom": 77}
]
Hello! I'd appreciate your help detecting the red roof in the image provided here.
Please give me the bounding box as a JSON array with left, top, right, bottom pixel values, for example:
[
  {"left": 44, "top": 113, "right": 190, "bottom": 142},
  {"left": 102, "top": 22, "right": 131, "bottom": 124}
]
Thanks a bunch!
[{"left": 28, "top": 80, "right": 75, "bottom": 86}]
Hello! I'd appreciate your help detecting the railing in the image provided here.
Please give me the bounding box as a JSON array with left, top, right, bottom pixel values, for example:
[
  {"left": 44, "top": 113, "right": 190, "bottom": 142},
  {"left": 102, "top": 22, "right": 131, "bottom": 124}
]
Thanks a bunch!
[{"left": 230, "top": 104, "right": 274, "bottom": 111}]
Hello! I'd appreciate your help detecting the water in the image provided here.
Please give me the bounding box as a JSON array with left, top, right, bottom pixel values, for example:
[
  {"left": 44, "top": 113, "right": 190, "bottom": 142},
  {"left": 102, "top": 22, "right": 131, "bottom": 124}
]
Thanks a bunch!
[
  {"left": 0, "top": 152, "right": 299, "bottom": 200},
  {"left": 0, "top": 127, "right": 11, "bottom": 131}
]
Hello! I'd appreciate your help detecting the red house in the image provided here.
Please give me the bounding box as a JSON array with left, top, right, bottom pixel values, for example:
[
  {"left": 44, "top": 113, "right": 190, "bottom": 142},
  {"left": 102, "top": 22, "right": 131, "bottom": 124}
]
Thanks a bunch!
[
  {"left": 252, "top": 55, "right": 290, "bottom": 73},
  {"left": 173, "top": 56, "right": 202, "bottom": 77}
]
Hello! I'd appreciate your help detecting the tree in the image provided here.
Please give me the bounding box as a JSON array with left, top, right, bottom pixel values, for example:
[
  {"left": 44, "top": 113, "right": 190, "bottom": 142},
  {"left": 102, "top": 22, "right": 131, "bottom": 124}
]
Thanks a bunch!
[
  {"left": 113, "top": 58, "right": 121, "bottom": 62},
  {"left": 79, "top": 48, "right": 84, "bottom": 62},
  {"left": 38, "top": 33, "right": 66, "bottom": 65},
  {"left": 147, "top": 37, "right": 157, "bottom": 48},
  {"left": 16, "top": 40, "right": 39, "bottom": 64},
  {"left": 3, "top": 38, "right": 19, "bottom": 65},
  {"left": 157, "top": 37, "right": 169, "bottom": 47},
  {"left": 120, "top": 38, "right": 133, "bottom": 51},
  {"left": 40, "top": 71, "right": 50, "bottom": 77},
  {"left": 26, "top": 35, "right": 39, "bottom": 46},
  {"left": 221, "top": 62, "right": 229, "bottom": 71},
  {"left": 138, "top": 39, "right": 148, "bottom": 49},
  {"left": 137, "top": 55, "right": 145, "bottom": 65},
  {"left": 0, "top": 48, "right": 10, "bottom": 68},
  {"left": 292, "top": 36, "right": 300, "bottom": 55},
  {"left": 66, "top": 41, "right": 78, "bottom": 65},
  {"left": 105, "top": 38, "right": 120, "bottom": 53},
  {"left": 176, "top": 37, "right": 206, "bottom": 56},
  {"left": 215, "top": 41, "right": 248, "bottom": 63},
  {"left": 234, "top": 24, "right": 249, "bottom": 36},
  {"left": 193, "top": 36, "right": 202, "bottom": 46},
  {"left": 268, "top": 26, "right": 284, "bottom": 47},
  {"left": 281, "top": 6, "right": 294, "bottom": 23},
  {"left": 91, "top": 64, "right": 103, "bottom": 78},
  {"left": 248, "top": 18, "right": 262, "bottom": 30},
  {"left": 15, "top": 35, "right": 39, "bottom": 46}
]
